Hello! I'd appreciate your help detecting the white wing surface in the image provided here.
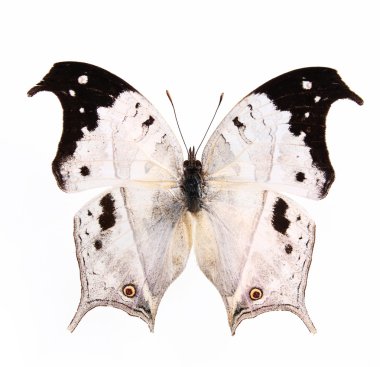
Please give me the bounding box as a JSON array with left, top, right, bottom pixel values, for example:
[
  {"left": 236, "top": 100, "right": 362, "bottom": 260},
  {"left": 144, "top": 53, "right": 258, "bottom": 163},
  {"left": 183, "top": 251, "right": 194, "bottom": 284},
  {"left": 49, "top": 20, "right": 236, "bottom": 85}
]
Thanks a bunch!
[
  {"left": 69, "top": 185, "right": 191, "bottom": 331},
  {"left": 194, "top": 184, "right": 315, "bottom": 334},
  {"left": 196, "top": 68, "right": 362, "bottom": 333},
  {"left": 202, "top": 68, "right": 363, "bottom": 199}
]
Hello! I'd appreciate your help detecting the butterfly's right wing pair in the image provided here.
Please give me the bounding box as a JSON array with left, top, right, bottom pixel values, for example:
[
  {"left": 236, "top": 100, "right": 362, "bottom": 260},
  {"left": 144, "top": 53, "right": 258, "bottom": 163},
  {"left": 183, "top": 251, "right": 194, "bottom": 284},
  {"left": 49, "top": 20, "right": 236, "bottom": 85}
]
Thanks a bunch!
[{"left": 196, "top": 68, "right": 363, "bottom": 333}]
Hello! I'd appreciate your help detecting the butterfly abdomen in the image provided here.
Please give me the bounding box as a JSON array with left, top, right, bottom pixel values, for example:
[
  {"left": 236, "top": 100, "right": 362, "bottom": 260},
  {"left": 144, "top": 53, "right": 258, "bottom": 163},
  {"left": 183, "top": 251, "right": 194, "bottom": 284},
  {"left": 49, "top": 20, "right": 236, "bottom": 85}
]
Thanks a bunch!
[{"left": 183, "top": 174, "right": 202, "bottom": 213}]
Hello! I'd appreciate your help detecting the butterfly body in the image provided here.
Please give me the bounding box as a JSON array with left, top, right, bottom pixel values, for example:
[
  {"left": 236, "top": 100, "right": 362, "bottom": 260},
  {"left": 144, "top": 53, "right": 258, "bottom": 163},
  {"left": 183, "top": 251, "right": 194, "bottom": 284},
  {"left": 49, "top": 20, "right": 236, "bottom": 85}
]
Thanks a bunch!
[
  {"left": 28, "top": 62, "right": 362, "bottom": 334},
  {"left": 181, "top": 147, "right": 204, "bottom": 213}
]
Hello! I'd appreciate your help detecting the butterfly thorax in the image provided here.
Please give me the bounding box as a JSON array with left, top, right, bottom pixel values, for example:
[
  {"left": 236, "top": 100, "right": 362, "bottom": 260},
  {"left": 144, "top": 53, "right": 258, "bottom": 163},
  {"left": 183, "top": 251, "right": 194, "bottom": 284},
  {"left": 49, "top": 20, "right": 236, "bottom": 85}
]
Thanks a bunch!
[{"left": 181, "top": 147, "right": 204, "bottom": 213}]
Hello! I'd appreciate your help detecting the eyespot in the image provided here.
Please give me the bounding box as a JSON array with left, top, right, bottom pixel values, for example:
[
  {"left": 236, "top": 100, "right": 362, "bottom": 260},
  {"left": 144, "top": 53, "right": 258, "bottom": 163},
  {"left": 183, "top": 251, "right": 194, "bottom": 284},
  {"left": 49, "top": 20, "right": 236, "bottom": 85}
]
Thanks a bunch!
[
  {"left": 249, "top": 287, "right": 263, "bottom": 301},
  {"left": 195, "top": 160, "right": 202, "bottom": 168},
  {"left": 183, "top": 160, "right": 189, "bottom": 167},
  {"left": 122, "top": 284, "right": 136, "bottom": 298}
]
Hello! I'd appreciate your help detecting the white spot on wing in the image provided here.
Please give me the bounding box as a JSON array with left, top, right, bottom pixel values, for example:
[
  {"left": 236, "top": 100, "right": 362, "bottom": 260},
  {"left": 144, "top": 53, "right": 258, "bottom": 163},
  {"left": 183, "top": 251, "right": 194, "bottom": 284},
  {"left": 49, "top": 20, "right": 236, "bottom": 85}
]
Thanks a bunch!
[
  {"left": 69, "top": 89, "right": 76, "bottom": 96},
  {"left": 314, "top": 96, "right": 321, "bottom": 103},
  {"left": 78, "top": 75, "right": 88, "bottom": 84},
  {"left": 302, "top": 81, "right": 312, "bottom": 90},
  {"left": 79, "top": 107, "right": 85, "bottom": 113},
  {"left": 304, "top": 112, "right": 310, "bottom": 118}
]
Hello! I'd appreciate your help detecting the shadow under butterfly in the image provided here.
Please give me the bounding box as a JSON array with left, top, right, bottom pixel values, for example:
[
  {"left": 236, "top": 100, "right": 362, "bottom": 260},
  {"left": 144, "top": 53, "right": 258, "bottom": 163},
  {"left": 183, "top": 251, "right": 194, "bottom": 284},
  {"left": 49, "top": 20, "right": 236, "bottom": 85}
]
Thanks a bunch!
[{"left": 28, "top": 63, "right": 363, "bottom": 334}]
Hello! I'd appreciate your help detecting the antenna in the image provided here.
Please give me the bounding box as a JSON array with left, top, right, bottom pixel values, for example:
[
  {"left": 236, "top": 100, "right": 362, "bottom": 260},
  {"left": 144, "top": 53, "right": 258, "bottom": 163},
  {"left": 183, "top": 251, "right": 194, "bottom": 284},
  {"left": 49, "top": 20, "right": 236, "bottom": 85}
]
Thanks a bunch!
[
  {"left": 195, "top": 93, "right": 224, "bottom": 156},
  {"left": 166, "top": 90, "right": 188, "bottom": 153}
]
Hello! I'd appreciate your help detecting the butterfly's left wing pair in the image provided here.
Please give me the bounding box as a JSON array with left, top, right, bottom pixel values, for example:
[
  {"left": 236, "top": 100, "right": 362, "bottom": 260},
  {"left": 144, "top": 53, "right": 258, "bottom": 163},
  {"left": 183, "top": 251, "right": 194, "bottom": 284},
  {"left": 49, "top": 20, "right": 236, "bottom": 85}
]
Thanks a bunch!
[
  {"left": 28, "top": 62, "right": 362, "bottom": 333},
  {"left": 28, "top": 62, "right": 190, "bottom": 331}
]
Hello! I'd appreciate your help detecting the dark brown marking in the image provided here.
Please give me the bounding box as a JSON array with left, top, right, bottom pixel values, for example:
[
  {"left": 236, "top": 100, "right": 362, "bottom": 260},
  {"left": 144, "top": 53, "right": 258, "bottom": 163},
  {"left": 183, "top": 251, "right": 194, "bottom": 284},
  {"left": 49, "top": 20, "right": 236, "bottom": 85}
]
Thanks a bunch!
[
  {"left": 87, "top": 210, "right": 92, "bottom": 216},
  {"left": 285, "top": 244, "right": 293, "bottom": 254},
  {"left": 94, "top": 240, "right": 102, "bottom": 250},
  {"left": 272, "top": 198, "right": 290, "bottom": 235},
  {"left": 98, "top": 193, "right": 116, "bottom": 231},
  {"left": 133, "top": 102, "right": 141, "bottom": 117},
  {"left": 233, "top": 116, "right": 244, "bottom": 128},
  {"left": 80, "top": 166, "right": 90, "bottom": 176},
  {"left": 296, "top": 172, "right": 305, "bottom": 182},
  {"left": 142, "top": 115, "right": 155, "bottom": 127}
]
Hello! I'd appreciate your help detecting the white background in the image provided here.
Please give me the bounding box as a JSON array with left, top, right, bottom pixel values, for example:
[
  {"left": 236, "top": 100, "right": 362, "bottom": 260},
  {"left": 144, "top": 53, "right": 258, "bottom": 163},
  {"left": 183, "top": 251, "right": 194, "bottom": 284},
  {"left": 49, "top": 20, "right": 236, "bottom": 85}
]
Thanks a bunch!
[{"left": 1, "top": 0, "right": 379, "bottom": 366}]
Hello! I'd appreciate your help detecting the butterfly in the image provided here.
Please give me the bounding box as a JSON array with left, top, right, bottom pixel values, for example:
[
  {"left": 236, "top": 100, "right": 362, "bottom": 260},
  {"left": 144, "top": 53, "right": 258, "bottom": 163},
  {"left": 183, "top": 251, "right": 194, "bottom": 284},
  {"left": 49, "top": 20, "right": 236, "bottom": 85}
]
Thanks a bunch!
[{"left": 28, "top": 62, "right": 362, "bottom": 334}]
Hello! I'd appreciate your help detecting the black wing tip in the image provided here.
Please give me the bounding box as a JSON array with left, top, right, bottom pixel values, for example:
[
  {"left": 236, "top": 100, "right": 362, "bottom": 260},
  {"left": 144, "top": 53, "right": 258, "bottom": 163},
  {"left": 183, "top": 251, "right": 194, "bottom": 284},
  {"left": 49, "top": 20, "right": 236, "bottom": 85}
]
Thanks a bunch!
[
  {"left": 253, "top": 66, "right": 363, "bottom": 106},
  {"left": 27, "top": 85, "right": 41, "bottom": 97},
  {"left": 329, "top": 67, "right": 364, "bottom": 106},
  {"left": 27, "top": 62, "right": 67, "bottom": 97},
  {"left": 315, "top": 67, "right": 364, "bottom": 106},
  {"left": 27, "top": 64, "right": 58, "bottom": 97},
  {"left": 348, "top": 90, "right": 364, "bottom": 106}
]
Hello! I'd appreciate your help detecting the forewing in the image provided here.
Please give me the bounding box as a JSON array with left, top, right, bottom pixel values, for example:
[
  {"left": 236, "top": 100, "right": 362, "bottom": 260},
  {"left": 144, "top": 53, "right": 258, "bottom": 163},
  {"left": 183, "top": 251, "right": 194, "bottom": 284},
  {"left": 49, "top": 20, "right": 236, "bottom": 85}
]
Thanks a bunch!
[
  {"left": 202, "top": 68, "right": 363, "bottom": 199},
  {"left": 194, "top": 183, "right": 316, "bottom": 334},
  {"left": 69, "top": 186, "right": 191, "bottom": 331},
  {"left": 28, "top": 62, "right": 183, "bottom": 192}
]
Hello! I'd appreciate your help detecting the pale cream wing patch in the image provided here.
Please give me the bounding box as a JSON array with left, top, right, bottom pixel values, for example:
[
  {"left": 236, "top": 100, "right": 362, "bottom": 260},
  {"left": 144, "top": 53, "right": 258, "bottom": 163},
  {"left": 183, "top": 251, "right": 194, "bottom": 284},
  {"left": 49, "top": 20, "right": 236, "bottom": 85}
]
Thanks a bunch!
[
  {"left": 194, "top": 183, "right": 315, "bottom": 334},
  {"left": 28, "top": 62, "right": 183, "bottom": 192},
  {"left": 69, "top": 185, "right": 191, "bottom": 331}
]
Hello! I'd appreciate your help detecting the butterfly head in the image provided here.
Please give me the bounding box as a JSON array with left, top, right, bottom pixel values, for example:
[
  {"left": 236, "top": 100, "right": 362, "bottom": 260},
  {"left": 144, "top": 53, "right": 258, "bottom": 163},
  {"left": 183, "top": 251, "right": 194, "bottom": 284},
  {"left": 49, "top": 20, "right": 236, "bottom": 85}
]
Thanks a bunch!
[{"left": 184, "top": 146, "right": 202, "bottom": 173}]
